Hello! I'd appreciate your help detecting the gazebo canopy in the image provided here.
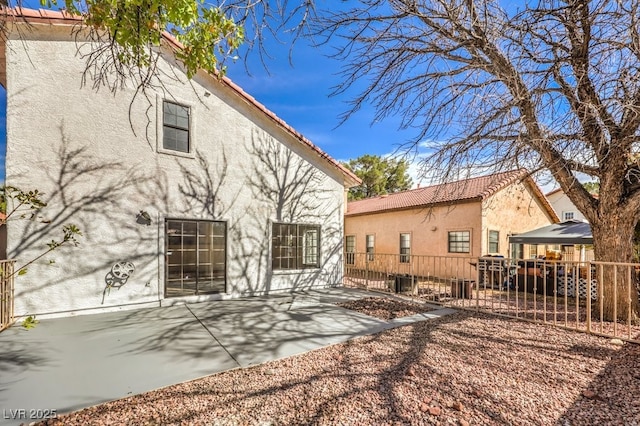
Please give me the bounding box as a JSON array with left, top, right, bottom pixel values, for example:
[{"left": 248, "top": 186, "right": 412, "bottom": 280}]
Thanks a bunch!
[{"left": 508, "top": 220, "right": 593, "bottom": 245}]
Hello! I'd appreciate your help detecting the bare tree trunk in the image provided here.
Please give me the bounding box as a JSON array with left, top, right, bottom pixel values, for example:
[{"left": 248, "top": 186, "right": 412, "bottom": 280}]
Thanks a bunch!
[{"left": 592, "top": 218, "right": 640, "bottom": 324}]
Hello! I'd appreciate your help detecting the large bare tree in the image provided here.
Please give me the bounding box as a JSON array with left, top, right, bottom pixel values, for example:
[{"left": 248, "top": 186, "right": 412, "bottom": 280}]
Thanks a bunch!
[{"left": 311, "top": 0, "right": 640, "bottom": 321}]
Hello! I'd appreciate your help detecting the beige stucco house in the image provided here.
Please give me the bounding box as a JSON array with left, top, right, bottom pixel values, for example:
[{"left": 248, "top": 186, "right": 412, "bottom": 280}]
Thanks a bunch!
[
  {"left": 1, "top": 9, "right": 360, "bottom": 318},
  {"left": 345, "top": 170, "right": 558, "bottom": 262}
]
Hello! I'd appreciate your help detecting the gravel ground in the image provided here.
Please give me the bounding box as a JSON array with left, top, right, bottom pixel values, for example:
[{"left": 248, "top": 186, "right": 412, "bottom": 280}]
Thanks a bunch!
[
  {"left": 336, "top": 297, "right": 434, "bottom": 320},
  {"left": 42, "top": 310, "right": 640, "bottom": 426}
]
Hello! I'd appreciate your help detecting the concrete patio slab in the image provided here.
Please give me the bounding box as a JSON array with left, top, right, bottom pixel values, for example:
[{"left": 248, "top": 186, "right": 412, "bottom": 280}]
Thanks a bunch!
[
  {"left": 0, "top": 305, "right": 238, "bottom": 425},
  {"left": 0, "top": 287, "right": 455, "bottom": 426},
  {"left": 188, "top": 298, "right": 391, "bottom": 367}
]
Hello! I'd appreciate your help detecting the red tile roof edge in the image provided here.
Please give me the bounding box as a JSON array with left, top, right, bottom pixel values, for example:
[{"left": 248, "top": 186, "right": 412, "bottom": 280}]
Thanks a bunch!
[
  {"left": 545, "top": 187, "right": 562, "bottom": 197},
  {"left": 346, "top": 169, "right": 559, "bottom": 222},
  {"left": 0, "top": 7, "right": 361, "bottom": 188},
  {"left": 346, "top": 197, "right": 483, "bottom": 217}
]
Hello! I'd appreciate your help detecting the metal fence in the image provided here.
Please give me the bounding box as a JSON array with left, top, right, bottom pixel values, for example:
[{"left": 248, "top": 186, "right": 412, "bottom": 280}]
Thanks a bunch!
[
  {"left": 343, "top": 252, "right": 640, "bottom": 343},
  {"left": 0, "top": 260, "right": 16, "bottom": 332}
]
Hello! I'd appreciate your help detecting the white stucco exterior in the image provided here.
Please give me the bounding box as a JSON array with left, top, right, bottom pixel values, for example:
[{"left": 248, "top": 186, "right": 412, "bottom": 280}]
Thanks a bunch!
[
  {"left": 3, "top": 23, "right": 354, "bottom": 317},
  {"left": 546, "top": 189, "right": 587, "bottom": 222}
]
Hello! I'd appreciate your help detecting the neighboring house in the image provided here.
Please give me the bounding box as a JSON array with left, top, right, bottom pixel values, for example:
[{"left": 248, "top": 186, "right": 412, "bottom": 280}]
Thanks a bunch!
[
  {"left": 546, "top": 188, "right": 588, "bottom": 222},
  {"left": 1, "top": 9, "right": 360, "bottom": 318},
  {"left": 545, "top": 188, "right": 594, "bottom": 261},
  {"left": 344, "top": 170, "right": 558, "bottom": 264}
]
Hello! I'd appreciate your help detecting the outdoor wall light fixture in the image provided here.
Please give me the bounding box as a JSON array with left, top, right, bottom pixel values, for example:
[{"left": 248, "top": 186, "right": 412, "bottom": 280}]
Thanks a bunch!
[{"left": 136, "top": 210, "right": 152, "bottom": 226}]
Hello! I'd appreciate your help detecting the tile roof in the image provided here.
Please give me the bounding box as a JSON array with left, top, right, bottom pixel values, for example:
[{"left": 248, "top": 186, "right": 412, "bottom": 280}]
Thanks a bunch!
[
  {"left": 0, "top": 7, "right": 361, "bottom": 188},
  {"left": 545, "top": 187, "right": 563, "bottom": 197},
  {"left": 347, "top": 169, "right": 540, "bottom": 216}
]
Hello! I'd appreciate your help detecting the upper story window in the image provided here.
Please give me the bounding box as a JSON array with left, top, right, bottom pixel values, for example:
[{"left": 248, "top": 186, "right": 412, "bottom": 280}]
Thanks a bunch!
[
  {"left": 399, "top": 233, "right": 411, "bottom": 263},
  {"left": 272, "top": 223, "right": 320, "bottom": 270},
  {"left": 488, "top": 230, "right": 499, "bottom": 253},
  {"left": 563, "top": 211, "right": 575, "bottom": 221},
  {"left": 163, "top": 101, "right": 190, "bottom": 153},
  {"left": 449, "top": 230, "right": 470, "bottom": 253}
]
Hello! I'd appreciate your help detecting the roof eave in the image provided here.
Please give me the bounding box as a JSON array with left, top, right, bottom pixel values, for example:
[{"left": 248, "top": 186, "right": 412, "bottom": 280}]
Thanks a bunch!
[{"left": 345, "top": 197, "right": 481, "bottom": 217}]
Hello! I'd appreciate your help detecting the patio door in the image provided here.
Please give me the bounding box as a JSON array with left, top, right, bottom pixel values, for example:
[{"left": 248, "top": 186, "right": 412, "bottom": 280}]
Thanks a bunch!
[{"left": 165, "top": 219, "right": 226, "bottom": 297}]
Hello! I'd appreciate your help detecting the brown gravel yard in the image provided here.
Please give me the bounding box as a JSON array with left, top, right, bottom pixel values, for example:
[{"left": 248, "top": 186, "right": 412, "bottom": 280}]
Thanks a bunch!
[
  {"left": 43, "top": 311, "right": 640, "bottom": 426},
  {"left": 336, "top": 296, "right": 435, "bottom": 320}
]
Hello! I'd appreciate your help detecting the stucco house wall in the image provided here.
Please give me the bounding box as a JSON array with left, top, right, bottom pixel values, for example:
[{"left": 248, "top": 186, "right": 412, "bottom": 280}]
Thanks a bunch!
[
  {"left": 546, "top": 189, "right": 587, "bottom": 222},
  {"left": 482, "top": 180, "right": 557, "bottom": 257},
  {"left": 345, "top": 202, "right": 483, "bottom": 258},
  {"left": 3, "top": 17, "right": 357, "bottom": 317},
  {"left": 345, "top": 202, "right": 484, "bottom": 281}
]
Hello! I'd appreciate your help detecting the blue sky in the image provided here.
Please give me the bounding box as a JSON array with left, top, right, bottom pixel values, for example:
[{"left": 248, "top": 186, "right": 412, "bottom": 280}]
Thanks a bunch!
[
  {"left": 223, "top": 37, "right": 432, "bottom": 187},
  {"left": 224, "top": 39, "right": 419, "bottom": 163},
  {"left": 0, "top": 3, "right": 577, "bottom": 193}
]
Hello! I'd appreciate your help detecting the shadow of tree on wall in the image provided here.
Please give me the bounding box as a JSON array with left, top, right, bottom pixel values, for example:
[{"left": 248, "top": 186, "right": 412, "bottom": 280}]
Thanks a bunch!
[
  {"left": 173, "top": 145, "right": 260, "bottom": 295},
  {"left": 170, "top": 129, "right": 344, "bottom": 296},
  {"left": 246, "top": 131, "right": 326, "bottom": 223},
  {"left": 8, "top": 125, "right": 171, "bottom": 308},
  {"left": 7, "top": 119, "right": 346, "bottom": 311},
  {"left": 177, "top": 149, "right": 240, "bottom": 220},
  {"left": 234, "top": 130, "right": 341, "bottom": 294}
]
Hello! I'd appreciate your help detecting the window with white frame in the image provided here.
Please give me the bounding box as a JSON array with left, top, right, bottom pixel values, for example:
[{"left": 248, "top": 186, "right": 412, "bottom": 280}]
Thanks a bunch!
[
  {"left": 448, "top": 230, "right": 470, "bottom": 253},
  {"left": 399, "top": 233, "right": 411, "bottom": 263},
  {"left": 513, "top": 243, "right": 524, "bottom": 259},
  {"left": 272, "top": 223, "right": 320, "bottom": 270},
  {"left": 529, "top": 244, "right": 539, "bottom": 258},
  {"left": 345, "top": 235, "right": 355, "bottom": 265},
  {"left": 563, "top": 211, "right": 575, "bottom": 221},
  {"left": 366, "top": 234, "right": 375, "bottom": 261},
  {"left": 488, "top": 230, "right": 499, "bottom": 253},
  {"left": 303, "top": 227, "right": 319, "bottom": 266},
  {"left": 163, "top": 101, "right": 190, "bottom": 153}
]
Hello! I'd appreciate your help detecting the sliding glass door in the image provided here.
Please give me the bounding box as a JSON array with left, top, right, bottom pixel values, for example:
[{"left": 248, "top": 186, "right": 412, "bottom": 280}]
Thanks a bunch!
[{"left": 165, "top": 219, "right": 226, "bottom": 297}]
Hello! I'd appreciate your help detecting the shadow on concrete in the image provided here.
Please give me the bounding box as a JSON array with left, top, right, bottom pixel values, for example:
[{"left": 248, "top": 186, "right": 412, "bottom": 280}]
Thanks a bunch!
[{"left": 0, "top": 288, "right": 446, "bottom": 425}]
